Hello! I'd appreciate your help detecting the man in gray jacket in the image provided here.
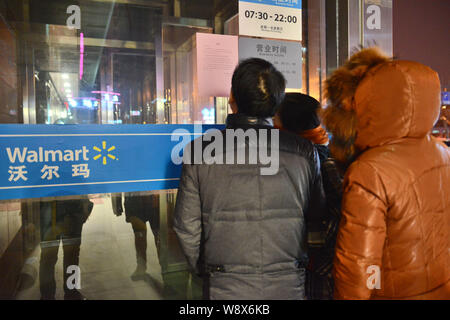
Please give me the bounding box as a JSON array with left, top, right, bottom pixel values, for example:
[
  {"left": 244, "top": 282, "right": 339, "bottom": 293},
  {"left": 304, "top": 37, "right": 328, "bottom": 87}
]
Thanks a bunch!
[{"left": 174, "top": 58, "right": 326, "bottom": 300}]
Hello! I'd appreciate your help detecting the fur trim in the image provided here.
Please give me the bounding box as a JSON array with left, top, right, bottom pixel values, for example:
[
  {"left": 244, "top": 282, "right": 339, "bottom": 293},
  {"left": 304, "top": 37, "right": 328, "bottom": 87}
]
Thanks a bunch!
[
  {"left": 321, "top": 105, "right": 357, "bottom": 166},
  {"left": 321, "top": 48, "right": 391, "bottom": 165},
  {"left": 325, "top": 48, "right": 390, "bottom": 111}
]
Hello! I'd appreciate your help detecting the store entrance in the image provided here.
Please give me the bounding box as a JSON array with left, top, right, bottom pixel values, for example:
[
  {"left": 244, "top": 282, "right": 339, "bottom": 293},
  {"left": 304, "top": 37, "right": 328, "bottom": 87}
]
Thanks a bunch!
[{"left": 8, "top": 4, "right": 220, "bottom": 300}]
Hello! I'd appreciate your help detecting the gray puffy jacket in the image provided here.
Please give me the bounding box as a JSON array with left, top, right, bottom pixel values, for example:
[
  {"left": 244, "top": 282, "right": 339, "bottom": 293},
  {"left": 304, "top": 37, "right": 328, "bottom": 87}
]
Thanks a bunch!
[{"left": 173, "top": 114, "right": 326, "bottom": 300}]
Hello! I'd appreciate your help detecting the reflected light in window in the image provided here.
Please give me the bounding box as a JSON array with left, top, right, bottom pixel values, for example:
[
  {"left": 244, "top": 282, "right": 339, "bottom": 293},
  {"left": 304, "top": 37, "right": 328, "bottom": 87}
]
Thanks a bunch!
[
  {"left": 80, "top": 32, "right": 84, "bottom": 80},
  {"left": 69, "top": 99, "right": 77, "bottom": 107},
  {"left": 83, "top": 99, "right": 93, "bottom": 108}
]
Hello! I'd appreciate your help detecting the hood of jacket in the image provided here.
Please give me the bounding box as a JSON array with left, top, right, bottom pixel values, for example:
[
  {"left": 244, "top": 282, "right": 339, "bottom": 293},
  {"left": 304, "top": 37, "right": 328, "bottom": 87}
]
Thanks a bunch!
[{"left": 322, "top": 48, "right": 441, "bottom": 165}]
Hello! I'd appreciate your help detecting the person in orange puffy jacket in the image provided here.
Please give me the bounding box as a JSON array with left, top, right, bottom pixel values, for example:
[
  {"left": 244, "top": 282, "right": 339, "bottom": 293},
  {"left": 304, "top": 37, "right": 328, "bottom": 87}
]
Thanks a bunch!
[{"left": 322, "top": 48, "right": 450, "bottom": 300}]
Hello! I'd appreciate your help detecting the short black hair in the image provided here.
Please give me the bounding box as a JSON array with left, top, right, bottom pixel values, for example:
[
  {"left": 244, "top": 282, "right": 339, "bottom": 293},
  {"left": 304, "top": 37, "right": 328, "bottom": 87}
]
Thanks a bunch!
[
  {"left": 279, "top": 93, "right": 321, "bottom": 132},
  {"left": 231, "top": 58, "right": 286, "bottom": 117}
]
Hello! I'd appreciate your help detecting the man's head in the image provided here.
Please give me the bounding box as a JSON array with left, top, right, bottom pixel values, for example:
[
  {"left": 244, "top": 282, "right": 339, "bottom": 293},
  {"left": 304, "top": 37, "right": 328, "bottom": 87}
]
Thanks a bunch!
[
  {"left": 229, "top": 58, "right": 286, "bottom": 118},
  {"left": 277, "top": 93, "right": 321, "bottom": 133}
]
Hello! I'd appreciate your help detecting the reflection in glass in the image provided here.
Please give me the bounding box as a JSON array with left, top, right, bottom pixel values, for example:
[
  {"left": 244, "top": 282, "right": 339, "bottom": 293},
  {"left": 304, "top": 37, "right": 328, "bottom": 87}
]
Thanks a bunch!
[
  {"left": 39, "top": 198, "right": 93, "bottom": 300},
  {"left": 112, "top": 192, "right": 161, "bottom": 281}
]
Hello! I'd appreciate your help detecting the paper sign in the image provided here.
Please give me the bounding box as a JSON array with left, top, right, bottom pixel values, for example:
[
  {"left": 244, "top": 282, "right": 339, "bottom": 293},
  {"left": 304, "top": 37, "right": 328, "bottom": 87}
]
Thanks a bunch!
[
  {"left": 239, "top": 37, "right": 302, "bottom": 90},
  {"left": 196, "top": 33, "right": 239, "bottom": 97},
  {"left": 239, "top": 0, "right": 302, "bottom": 41}
]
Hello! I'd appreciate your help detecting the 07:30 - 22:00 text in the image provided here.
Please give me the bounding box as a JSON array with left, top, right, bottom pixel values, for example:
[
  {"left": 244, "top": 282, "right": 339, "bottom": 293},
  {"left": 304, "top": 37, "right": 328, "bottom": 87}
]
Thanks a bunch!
[{"left": 244, "top": 10, "right": 298, "bottom": 23}]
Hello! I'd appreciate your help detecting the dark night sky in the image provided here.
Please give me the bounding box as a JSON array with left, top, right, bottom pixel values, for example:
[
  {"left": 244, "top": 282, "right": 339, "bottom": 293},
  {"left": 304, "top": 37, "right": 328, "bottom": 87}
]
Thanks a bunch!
[{"left": 393, "top": 0, "right": 450, "bottom": 89}]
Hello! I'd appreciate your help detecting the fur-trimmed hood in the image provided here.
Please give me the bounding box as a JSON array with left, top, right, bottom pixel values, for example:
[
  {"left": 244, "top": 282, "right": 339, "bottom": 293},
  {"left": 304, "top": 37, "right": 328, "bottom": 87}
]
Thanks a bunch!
[{"left": 321, "top": 48, "right": 441, "bottom": 166}]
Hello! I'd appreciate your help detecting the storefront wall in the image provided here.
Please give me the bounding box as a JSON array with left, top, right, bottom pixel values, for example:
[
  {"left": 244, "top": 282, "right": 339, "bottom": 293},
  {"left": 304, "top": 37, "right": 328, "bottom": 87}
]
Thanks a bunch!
[{"left": 0, "top": 0, "right": 393, "bottom": 299}]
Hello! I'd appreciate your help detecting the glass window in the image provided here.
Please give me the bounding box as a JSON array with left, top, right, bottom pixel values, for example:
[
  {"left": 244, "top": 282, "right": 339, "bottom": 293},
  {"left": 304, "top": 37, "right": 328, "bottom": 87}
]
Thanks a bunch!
[{"left": 0, "top": 0, "right": 393, "bottom": 300}]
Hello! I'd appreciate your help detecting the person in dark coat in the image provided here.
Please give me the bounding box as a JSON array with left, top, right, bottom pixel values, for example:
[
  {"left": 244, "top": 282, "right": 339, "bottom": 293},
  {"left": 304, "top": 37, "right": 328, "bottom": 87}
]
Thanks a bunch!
[
  {"left": 112, "top": 192, "right": 160, "bottom": 280},
  {"left": 173, "top": 58, "right": 326, "bottom": 300},
  {"left": 275, "top": 93, "right": 343, "bottom": 300},
  {"left": 39, "top": 117, "right": 94, "bottom": 300},
  {"left": 39, "top": 198, "right": 93, "bottom": 300}
]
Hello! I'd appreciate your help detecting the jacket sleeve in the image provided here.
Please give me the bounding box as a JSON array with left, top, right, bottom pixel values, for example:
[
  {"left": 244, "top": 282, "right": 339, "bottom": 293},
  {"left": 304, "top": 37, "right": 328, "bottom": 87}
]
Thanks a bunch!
[
  {"left": 333, "top": 161, "right": 387, "bottom": 300},
  {"left": 173, "top": 162, "right": 202, "bottom": 274},
  {"left": 305, "top": 148, "right": 328, "bottom": 249},
  {"left": 321, "top": 159, "right": 344, "bottom": 246}
]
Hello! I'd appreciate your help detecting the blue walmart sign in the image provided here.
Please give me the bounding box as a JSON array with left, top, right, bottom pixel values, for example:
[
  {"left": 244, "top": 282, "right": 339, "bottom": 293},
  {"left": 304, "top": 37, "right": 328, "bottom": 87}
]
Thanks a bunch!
[
  {"left": 0, "top": 124, "right": 224, "bottom": 200},
  {"left": 240, "top": 0, "right": 302, "bottom": 9}
]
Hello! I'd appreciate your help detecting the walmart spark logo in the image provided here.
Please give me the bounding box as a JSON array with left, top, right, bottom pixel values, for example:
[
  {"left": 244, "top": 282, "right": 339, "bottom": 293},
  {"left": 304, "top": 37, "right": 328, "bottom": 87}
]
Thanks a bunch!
[{"left": 93, "top": 141, "right": 117, "bottom": 165}]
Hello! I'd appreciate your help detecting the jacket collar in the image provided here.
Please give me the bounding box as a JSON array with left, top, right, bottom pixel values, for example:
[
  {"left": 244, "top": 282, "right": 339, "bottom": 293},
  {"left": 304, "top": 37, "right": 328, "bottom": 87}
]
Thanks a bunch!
[{"left": 226, "top": 113, "right": 274, "bottom": 129}]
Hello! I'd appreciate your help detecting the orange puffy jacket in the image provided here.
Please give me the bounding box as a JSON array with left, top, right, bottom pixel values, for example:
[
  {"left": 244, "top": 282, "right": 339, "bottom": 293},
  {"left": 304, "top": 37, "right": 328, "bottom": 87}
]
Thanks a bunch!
[{"left": 323, "top": 49, "right": 450, "bottom": 299}]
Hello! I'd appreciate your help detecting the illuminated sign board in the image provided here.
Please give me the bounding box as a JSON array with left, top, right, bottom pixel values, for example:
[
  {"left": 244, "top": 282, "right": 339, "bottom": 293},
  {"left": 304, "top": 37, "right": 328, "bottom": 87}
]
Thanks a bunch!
[{"left": 239, "top": 0, "right": 302, "bottom": 41}]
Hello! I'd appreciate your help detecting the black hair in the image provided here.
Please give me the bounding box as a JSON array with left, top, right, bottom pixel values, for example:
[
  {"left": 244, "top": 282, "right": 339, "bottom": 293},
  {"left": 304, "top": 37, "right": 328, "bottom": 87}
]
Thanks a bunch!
[
  {"left": 279, "top": 93, "right": 321, "bottom": 132},
  {"left": 231, "top": 58, "right": 286, "bottom": 117}
]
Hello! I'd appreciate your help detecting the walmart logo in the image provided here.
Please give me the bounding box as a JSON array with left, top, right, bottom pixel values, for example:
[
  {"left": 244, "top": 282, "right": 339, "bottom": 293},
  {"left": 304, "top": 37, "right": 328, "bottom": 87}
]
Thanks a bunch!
[{"left": 93, "top": 141, "right": 117, "bottom": 165}]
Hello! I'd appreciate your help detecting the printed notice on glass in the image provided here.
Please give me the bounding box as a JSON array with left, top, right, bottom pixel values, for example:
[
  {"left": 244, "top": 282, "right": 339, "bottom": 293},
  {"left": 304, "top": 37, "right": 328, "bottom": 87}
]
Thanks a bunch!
[
  {"left": 196, "top": 33, "right": 239, "bottom": 97},
  {"left": 239, "top": 37, "right": 302, "bottom": 90},
  {"left": 239, "top": 0, "right": 302, "bottom": 41}
]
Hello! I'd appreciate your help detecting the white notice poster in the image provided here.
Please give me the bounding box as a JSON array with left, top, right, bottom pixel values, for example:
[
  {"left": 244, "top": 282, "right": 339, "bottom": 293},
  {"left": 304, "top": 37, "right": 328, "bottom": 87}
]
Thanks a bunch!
[
  {"left": 239, "top": 37, "right": 302, "bottom": 90},
  {"left": 239, "top": 0, "right": 302, "bottom": 41},
  {"left": 196, "top": 33, "right": 239, "bottom": 97}
]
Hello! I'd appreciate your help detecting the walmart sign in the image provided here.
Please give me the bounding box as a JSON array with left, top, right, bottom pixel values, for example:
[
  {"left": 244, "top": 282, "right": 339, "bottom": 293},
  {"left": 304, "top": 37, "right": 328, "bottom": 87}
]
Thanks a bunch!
[{"left": 0, "top": 124, "right": 224, "bottom": 200}]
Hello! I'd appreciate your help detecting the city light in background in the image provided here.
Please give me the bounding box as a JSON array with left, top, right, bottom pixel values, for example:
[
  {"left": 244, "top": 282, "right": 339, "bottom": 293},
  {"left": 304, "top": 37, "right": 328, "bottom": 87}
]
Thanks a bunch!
[{"left": 79, "top": 32, "right": 84, "bottom": 80}]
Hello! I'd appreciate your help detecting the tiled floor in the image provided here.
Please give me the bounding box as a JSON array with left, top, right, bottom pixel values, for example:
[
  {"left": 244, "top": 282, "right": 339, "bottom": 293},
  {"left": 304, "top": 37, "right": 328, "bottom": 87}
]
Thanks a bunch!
[{"left": 14, "top": 194, "right": 198, "bottom": 300}]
